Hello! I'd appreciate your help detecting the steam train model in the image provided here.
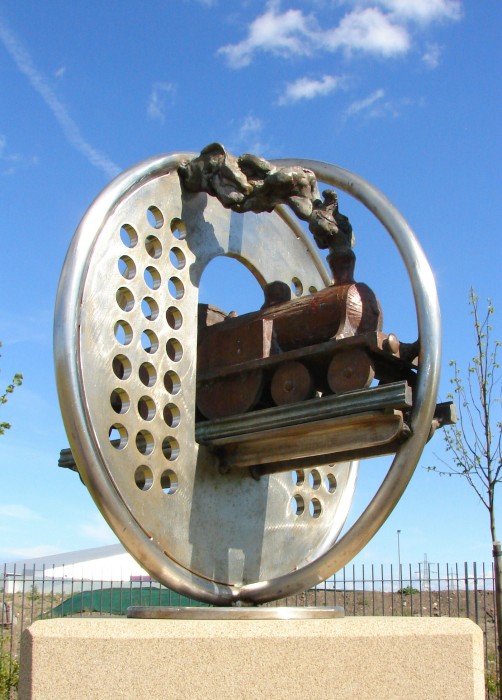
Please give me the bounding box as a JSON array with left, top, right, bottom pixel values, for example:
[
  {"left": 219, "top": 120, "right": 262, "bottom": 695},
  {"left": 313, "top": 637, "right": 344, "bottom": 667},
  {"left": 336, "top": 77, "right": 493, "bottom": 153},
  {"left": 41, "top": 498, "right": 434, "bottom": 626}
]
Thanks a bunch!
[{"left": 196, "top": 277, "right": 417, "bottom": 422}]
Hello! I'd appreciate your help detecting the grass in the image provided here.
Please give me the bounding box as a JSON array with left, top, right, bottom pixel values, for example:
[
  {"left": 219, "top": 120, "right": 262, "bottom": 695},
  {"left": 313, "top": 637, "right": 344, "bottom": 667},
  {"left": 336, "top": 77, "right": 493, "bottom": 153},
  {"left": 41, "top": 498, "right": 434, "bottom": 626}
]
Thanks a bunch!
[{"left": 0, "top": 641, "right": 18, "bottom": 700}]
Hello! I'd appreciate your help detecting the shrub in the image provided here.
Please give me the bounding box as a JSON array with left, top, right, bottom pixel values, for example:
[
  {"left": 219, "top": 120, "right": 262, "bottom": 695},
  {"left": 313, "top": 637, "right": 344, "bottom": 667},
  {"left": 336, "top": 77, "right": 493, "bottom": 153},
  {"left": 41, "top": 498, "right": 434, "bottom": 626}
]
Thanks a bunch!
[
  {"left": 0, "top": 643, "right": 19, "bottom": 699},
  {"left": 397, "top": 585, "right": 419, "bottom": 595}
]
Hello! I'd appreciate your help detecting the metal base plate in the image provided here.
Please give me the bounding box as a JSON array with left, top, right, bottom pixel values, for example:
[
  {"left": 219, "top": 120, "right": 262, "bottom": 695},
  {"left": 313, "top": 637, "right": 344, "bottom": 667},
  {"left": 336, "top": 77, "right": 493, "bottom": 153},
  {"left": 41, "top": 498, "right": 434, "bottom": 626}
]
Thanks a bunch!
[{"left": 127, "top": 606, "right": 344, "bottom": 620}]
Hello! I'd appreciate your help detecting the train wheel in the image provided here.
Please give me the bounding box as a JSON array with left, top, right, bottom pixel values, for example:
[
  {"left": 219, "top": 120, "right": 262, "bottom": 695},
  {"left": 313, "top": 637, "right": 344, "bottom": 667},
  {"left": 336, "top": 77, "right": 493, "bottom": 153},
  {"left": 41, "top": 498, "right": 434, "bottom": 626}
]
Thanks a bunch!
[
  {"left": 271, "top": 361, "right": 315, "bottom": 406},
  {"left": 327, "top": 349, "right": 375, "bottom": 394},
  {"left": 197, "top": 370, "right": 264, "bottom": 420}
]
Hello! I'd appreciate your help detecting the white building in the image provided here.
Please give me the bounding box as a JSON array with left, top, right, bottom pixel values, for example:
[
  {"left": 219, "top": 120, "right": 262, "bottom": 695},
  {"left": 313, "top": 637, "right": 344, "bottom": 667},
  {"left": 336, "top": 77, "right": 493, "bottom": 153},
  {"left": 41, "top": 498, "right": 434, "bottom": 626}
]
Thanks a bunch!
[{"left": 1, "top": 544, "right": 150, "bottom": 593}]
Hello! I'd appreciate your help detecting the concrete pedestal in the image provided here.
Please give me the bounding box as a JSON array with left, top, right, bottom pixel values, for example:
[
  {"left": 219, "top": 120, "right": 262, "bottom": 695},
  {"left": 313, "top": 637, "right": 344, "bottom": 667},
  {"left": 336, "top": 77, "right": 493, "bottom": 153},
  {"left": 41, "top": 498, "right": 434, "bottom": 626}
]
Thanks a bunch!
[{"left": 19, "top": 616, "right": 484, "bottom": 699}]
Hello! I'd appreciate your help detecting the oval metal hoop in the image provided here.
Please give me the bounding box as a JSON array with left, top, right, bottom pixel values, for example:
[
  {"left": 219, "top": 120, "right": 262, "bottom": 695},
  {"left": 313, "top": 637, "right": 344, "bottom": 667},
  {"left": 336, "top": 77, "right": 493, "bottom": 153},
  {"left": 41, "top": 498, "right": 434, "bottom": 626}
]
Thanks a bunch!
[{"left": 54, "top": 153, "right": 440, "bottom": 605}]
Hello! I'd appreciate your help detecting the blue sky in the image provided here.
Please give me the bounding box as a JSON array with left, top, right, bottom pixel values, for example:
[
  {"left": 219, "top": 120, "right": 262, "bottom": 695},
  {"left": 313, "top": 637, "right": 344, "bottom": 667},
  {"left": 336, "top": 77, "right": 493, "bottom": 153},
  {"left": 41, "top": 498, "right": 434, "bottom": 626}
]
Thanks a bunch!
[{"left": 0, "top": 0, "right": 500, "bottom": 573}]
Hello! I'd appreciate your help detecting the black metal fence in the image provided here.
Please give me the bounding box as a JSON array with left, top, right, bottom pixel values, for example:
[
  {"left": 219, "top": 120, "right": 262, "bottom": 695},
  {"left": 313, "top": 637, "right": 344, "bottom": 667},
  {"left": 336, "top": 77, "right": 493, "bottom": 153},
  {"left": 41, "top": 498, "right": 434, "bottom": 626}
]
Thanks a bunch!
[{"left": 1, "top": 561, "right": 498, "bottom": 698}]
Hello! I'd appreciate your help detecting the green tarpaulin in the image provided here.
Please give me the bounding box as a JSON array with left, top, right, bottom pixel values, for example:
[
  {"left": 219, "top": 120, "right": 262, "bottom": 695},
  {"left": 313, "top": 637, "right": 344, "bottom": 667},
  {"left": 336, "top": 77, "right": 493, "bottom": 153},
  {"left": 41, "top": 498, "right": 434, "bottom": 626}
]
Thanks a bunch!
[{"left": 48, "top": 587, "right": 208, "bottom": 617}]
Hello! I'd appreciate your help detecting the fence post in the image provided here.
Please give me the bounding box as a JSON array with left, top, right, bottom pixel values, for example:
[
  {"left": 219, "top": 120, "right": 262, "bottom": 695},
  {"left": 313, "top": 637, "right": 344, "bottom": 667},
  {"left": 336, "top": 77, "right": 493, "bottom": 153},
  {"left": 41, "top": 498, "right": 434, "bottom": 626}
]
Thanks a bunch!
[
  {"left": 464, "top": 562, "right": 470, "bottom": 619},
  {"left": 492, "top": 541, "right": 502, "bottom": 700},
  {"left": 473, "top": 562, "right": 479, "bottom": 625}
]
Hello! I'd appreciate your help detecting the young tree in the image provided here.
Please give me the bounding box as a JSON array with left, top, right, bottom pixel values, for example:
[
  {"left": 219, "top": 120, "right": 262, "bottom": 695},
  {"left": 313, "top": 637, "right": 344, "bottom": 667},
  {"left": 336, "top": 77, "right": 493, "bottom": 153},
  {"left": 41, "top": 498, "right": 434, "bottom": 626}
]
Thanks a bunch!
[
  {"left": 430, "top": 289, "right": 501, "bottom": 694},
  {"left": 0, "top": 340, "right": 23, "bottom": 435}
]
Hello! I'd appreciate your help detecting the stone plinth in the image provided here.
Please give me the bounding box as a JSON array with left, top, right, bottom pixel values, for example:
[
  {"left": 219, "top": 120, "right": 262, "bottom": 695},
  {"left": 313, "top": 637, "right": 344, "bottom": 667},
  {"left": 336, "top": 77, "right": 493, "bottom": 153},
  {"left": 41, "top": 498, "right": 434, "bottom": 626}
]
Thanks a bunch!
[{"left": 19, "top": 616, "right": 484, "bottom": 699}]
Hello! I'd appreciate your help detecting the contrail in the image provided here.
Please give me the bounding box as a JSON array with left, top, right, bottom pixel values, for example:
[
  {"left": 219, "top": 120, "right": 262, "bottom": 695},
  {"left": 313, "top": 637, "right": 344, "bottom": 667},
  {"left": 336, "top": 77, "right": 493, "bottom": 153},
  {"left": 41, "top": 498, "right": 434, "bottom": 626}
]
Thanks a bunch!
[{"left": 0, "top": 17, "right": 121, "bottom": 179}]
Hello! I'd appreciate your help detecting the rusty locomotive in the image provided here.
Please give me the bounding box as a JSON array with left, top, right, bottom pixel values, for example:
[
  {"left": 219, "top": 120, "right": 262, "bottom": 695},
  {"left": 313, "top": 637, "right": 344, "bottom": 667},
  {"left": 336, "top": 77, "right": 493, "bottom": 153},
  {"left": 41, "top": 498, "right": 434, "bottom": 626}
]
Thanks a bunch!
[{"left": 196, "top": 277, "right": 417, "bottom": 422}]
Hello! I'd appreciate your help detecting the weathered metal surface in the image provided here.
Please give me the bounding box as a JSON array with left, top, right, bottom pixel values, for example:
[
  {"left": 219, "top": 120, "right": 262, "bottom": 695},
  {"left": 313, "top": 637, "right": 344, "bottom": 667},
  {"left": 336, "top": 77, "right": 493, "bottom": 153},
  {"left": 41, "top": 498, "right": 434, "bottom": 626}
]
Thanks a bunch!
[
  {"left": 127, "top": 606, "right": 344, "bottom": 620},
  {"left": 271, "top": 361, "right": 315, "bottom": 406},
  {"left": 196, "top": 381, "right": 412, "bottom": 443},
  {"left": 198, "top": 282, "right": 382, "bottom": 356},
  {"left": 327, "top": 348, "right": 375, "bottom": 394},
  {"left": 178, "top": 143, "right": 353, "bottom": 251},
  {"left": 179, "top": 143, "right": 357, "bottom": 288},
  {"left": 196, "top": 321, "right": 411, "bottom": 418},
  {"left": 62, "top": 382, "right": 455, "bottom": 476},
  {"left": 197, "top": 317, "right": 271, "bottom": 419},
  {"left": 214, "top": 411, "right": 405, "bottom": 470},
  {"left": 54, "top": 153, "right": 359, "bottom": 605},
  {"left": 54, "top": 147, "right": 442, "bottom": 606},
  {"left": 197, "top": 370, "right": 264, "bottom": 420},
  {"left": 196, "top": 331, "right": 412, "bottom": 383}
]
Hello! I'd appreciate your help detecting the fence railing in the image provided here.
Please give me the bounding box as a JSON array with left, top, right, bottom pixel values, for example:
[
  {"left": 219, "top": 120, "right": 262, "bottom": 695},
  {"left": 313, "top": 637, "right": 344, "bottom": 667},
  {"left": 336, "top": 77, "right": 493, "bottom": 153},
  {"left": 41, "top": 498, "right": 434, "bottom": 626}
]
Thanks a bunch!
[{"left": 1, "top": 561, "right": 498, "bottom": 698}]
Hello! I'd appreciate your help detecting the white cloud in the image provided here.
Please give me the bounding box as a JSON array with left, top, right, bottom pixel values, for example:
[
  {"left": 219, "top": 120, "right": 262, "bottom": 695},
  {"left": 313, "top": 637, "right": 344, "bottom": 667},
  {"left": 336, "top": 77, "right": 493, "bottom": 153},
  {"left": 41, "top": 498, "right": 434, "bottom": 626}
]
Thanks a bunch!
[
  {"left": 0, "top": 504, "right": 42, "bottom": 520},
  {"left": 345, "top": 88, "right": 386, "bottom": 118},
  {"left": 323, "top": 8, "right": 410, "bottom": 57},
  {"left": 422, "top": 42, "right": 442, "bottom": 68},
  {"left": 375, "top": 0, "right": 463, "bottom": 24},
  {"left": 278, "top": 74, "right": 344, "bottom": 105},
  {"left": 219, "top": 1, "right": 462, "bottom": 67},
  {"left": 147, "top": 82, "right": 176, "bottom": 123},
  {"left": 238, "top": 114, "right": 263, "bottom": 139},
  {"left": 54, "top": 65, "right": 66, "bottom": 79},
  {"left": 0, "top": 18, "right": 120, "bottom": 179},
  {"left": 343, "top": 88, "right": 419, "bottom": 122},
  {"left": 227, "top": 114, "right": 270, "bottom": 156},
  {"left": 219, "top": 7, "right": 315, "bottom": 68}
]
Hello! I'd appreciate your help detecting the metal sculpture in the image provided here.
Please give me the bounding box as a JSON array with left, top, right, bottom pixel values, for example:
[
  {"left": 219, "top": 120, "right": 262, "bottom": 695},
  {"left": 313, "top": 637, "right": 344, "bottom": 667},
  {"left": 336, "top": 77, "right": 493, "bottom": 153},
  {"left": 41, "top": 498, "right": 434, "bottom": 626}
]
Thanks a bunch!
[{"left": 54, "top": 144, "right": 451, "bottom": 606}]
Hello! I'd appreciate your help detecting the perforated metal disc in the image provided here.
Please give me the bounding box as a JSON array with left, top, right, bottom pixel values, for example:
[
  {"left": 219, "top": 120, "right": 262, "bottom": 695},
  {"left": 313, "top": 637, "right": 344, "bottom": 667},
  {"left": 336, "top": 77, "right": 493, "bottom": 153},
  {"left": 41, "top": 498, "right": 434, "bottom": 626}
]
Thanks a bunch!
[{"left": 54, "top": 153, "right": 360, "bottom": 605}]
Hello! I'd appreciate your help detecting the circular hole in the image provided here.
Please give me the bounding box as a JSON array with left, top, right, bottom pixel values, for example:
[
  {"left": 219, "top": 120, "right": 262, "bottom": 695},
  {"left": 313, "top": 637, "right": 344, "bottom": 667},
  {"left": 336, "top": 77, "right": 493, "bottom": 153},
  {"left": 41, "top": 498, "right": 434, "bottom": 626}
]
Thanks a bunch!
[
  {"left": 110, "top": 388, "right": 130, "bottom": 414},
  {"left": 160, "top": 469, "right": 178, "bottom": 495},
  {"left": 162, "top": 437, "right": 180, "bottom": 461},
  {"left": 135, "top": 465, "right": 153, "bottom": 492},
  {"left": 309, "top": 469, "right": 322, "bottom": 490},
  {"left": 325, "top": 472, "right": 337, "bottom": 493},
  {"left": 163, "top": 403, "right": 181, "bottom": 428},
  {"left": 109, "top": 424, "right": 128, "bottom": 450},
  {"left": 292, "top": 277, "right": 303, "bottom": 297},
  {"left": 114, "top": 320, "right": 133, "bottom": 346},
  {"left": 291, "top": 469, "right": 305, "bottom": 487},
  {"left": 164, "top": 370, "right": 181, "bottom": 395},
  {"left": 170, "top": 218, "right": 186, "bottom": 240},
  {"left": 168, "top": 276, "right": 184, "bottom": 300},
  {"left": 138, "top": 395, "right": 156, "bottom": 421},
  {"left": 120, "top": 224, "right": 138, "bottom": 248},
  {"left": 309, "top": 286, "right": 318, "bottom": 294},
  {"left": 116, "top": 287, "right": 134, "bottom": 312},
  {"left": 147, "top": 206, "right": 164, "bottom": 229},
  {"left": 136, "top": 430, "right": 154, "bottom": 456},
  {"left": 112, "top": 354, "right": 132, "bottom": 380},
  {"left": 118, "top": 255, "right": 136, "bottom": 280},
  {"left": 166, "top": 338, "right": 183, "bottom": 362},
  {"left": 166, "top": 306, "right": 183, "bottom": 330},
  {"left": 290, "top": 494, "right": 305, "bottom": 516},
  {"left": 141, "top": 329, "right": 159, "bottom": 354},
  {"left": 139, "top": 362, "right": 157, "bottom": 387},
  {"left": 169, "top": 247, "right": 186, "bottom": 270},
  {"left": 145, "top": 234, "right": 162, "bottom": 259},
  {"left": 309, "top": 498, "right": 322, "bottom": 519},
  {"left": 144, "top": 266, "right": 161, "bottom": 290},
  {"left": 142, "top": 297, "right": 159, "bottom": 321}
]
